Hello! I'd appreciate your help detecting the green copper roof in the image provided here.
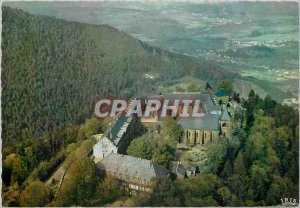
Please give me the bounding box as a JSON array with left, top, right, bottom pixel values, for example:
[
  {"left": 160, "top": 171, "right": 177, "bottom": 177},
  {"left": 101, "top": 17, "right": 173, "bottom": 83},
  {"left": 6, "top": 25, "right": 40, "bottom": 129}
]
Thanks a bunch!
[{"left": 214, "top": 88, "right": 230, "bottom": 97}]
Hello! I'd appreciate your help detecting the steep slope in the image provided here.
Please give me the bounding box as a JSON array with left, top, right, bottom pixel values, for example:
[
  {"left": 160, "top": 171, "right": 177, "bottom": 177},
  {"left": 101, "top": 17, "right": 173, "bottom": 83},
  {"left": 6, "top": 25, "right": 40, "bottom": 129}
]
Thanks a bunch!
[{"left": 2, "top": 7, "right": 237, "bottom": 147}]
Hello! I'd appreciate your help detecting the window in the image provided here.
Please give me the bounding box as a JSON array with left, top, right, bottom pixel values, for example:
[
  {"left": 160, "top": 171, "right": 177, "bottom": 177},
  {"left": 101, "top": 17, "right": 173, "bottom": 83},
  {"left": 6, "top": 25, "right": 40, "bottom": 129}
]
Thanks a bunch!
[{"left": 222, "top": 123, "right": 227, "bottom": 127}]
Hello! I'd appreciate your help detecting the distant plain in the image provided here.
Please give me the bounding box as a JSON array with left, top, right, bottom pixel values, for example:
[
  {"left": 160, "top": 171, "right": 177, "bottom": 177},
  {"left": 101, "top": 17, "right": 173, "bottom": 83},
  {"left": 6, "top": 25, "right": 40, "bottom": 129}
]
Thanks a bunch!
[{"left": 5, "top": 1, "right": 299, "bottom": 100}]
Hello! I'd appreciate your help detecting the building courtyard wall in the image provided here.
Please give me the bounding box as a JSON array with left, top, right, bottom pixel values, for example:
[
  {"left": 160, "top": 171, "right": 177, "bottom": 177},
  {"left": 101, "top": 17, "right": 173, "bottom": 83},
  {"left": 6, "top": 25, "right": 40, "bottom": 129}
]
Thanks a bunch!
[{"left": 183, "top": 129, "right": 219, "bottom": 145}]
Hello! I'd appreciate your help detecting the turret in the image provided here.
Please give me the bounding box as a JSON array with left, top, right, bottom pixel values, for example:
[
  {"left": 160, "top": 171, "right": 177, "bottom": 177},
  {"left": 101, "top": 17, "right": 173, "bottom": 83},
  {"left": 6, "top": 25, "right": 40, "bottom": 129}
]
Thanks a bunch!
[{"left": 220, "top": 106, "right": 232, "bottom": 138}]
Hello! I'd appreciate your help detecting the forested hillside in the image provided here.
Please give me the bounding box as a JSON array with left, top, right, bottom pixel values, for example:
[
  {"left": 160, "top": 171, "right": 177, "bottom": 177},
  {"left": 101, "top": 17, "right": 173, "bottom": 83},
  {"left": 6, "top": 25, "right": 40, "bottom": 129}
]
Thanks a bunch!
[
  {"left": 2, "top": 7, "right": 237, "bottom": 151},
  {"left": 2, "top": 7, "right": 298, "bottom": 207}
]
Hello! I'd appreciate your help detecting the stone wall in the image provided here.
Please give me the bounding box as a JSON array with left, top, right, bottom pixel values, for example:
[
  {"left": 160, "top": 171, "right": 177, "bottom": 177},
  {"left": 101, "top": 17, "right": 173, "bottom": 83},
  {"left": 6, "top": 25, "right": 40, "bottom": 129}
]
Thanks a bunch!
[{"left": 182, "top": 129, "right": 219, "bottom": 145}]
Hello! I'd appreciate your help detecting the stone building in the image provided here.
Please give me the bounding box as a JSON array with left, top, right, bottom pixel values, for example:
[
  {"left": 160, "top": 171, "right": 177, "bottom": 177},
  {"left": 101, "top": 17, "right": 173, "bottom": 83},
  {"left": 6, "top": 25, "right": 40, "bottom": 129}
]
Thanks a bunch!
[
  {"left": 140, "top": 91, "right": 232, "bottom": 146},
  {"left": 214, "top": 88, "right": 230, "bottom": 105},
  {"left": 141, "top": 92, "right": 216, "bottom": 123},
  {"left": 93, "top": 112, "right": 141, "bottom": 160},
  {"left": 220, "top": 106, "right": 232, "bottom": 138},
  {"left": 177, "top": 114, "right": 220, "bottom": 146},
  {"left": 96, "top": 153, "right": 170, "bottom": 194},
  {"left": 177, "top": 105, "right": 232, "bottom": 146}
]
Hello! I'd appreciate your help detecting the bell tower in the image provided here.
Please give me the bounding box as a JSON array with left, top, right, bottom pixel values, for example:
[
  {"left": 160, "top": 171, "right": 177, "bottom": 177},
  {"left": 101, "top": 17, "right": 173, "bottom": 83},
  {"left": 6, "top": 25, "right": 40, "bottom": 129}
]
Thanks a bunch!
[{"left": 220, "top": 106, "right": 232, "bottom": 138}]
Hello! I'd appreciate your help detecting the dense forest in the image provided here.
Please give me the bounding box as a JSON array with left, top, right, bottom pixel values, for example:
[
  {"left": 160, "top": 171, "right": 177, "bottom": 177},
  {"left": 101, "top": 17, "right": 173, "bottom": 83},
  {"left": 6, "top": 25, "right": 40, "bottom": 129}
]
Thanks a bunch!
[
  {"left": 2, "top": 6, "right": 237, "bottom": 152},
  {"left": 1, "top": 6, "right": 298, "bottom": 207}
]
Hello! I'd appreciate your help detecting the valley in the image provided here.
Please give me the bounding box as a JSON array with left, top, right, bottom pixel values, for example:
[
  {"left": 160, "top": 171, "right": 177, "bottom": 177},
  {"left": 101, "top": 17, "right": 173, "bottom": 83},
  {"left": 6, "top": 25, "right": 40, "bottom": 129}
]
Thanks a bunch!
[{"left": 5, "top": 1, "right": 299, "bottom": 101}]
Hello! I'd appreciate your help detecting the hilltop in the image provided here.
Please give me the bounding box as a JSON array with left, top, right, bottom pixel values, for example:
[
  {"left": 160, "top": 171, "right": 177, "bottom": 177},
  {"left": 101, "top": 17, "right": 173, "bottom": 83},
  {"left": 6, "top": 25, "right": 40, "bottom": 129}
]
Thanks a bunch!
[
  {"left": 2, "top": 6, "right": 236, "bottom": 149},
  {"left": 2, "top": 6, "right": 298, "bottom": 208}
]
